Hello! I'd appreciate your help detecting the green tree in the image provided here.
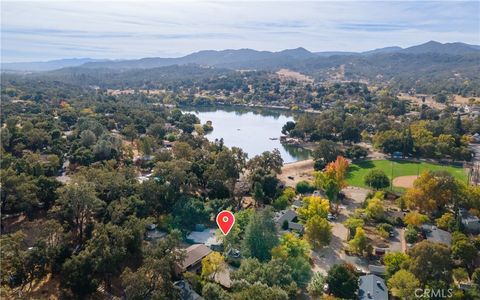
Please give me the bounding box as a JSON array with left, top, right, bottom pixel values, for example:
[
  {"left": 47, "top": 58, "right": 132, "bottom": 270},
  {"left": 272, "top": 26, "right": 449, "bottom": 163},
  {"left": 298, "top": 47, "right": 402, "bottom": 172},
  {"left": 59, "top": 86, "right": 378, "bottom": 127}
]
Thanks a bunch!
[
  {"left": 307, "top": 272, "right": 326, "bottom": 298},
  {"left": 54, "top": 180, "right": 104, "bottom": 243},
  {"left": 365, "top": 197, "right": 385, "bottom": 221},
  {"left": 305, "top": 215, "right": 332, "bottom": 249},
  {"left": 349, "top": 227, "right": 368, "bottom": 255},
  {"left": 121, "top": 231, "right": 185, "bottom": 300},
  {"left": 383, "top": 252, "right": 411, "bottom": 279},
  {"left": 326, "top": 264, "right": 358, "bottom": 299},
  {"left": 387, "top": 269, "right": 421, "bottom": 300},
  {"left": 202, "top": 283, "right": 231, "bottom": 300},
  {"left": 409, "top": 240, "right": 452, "bottom": 285},
  {"left": 242, "top": 209, "right": 278, "bottom": 262},
  {"left": 364, "top": 169, "right": 390, "bottom": 190}
]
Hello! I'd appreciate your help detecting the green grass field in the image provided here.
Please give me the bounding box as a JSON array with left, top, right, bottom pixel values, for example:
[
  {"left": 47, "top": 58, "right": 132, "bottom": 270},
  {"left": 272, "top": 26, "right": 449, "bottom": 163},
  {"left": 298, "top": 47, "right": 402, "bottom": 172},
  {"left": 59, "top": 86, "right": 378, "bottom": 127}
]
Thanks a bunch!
[{"left": 346, "top": 159, "right": 468, "bottom": 188}]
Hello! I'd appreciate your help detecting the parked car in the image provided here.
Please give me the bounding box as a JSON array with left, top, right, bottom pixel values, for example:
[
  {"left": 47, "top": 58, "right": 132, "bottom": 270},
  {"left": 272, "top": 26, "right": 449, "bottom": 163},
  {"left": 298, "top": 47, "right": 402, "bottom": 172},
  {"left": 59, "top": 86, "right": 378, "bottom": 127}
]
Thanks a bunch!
[
  {"left": 327, "top": 213, "right": 337, "bottom": 221},
  {"left": 287, "top": 176, "right": 294, "bottom": 180}
]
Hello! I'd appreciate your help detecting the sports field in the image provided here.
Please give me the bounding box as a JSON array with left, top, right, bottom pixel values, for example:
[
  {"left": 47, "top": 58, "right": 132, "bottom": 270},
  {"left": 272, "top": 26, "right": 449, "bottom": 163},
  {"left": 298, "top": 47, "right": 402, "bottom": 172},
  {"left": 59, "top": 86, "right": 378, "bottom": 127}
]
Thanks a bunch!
[{"left": 346, "top": 159, "right": 468, "bottom": 188}]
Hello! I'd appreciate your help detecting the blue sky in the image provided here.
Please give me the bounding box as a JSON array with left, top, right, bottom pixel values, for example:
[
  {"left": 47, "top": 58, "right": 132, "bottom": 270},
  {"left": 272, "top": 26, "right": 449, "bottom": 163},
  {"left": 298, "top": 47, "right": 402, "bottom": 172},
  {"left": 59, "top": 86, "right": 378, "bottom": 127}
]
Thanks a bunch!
[{"left": 1, "top": 1, "right": 479, "bottom": 62}]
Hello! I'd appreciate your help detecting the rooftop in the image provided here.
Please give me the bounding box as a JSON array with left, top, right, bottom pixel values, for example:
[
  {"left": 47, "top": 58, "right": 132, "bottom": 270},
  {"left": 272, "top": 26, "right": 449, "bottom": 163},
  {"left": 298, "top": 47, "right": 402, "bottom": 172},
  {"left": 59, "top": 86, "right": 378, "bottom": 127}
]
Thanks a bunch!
[
  {"left": 422, "top": 225, "right": 452, "bottom": 246},
  {"left": 179, "top": 244, "right": 212, "bottom": 272},
  {"left": 358, "top": 274, "right": 388, "bottom": 300}
]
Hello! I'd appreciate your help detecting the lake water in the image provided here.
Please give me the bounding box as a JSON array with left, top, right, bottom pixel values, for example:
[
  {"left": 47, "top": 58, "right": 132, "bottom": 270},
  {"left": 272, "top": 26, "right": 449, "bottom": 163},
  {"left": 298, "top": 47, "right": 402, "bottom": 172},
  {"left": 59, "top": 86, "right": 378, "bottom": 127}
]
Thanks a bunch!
[{"left": 182, "top": 106, "right": 311, "bottom": 163}]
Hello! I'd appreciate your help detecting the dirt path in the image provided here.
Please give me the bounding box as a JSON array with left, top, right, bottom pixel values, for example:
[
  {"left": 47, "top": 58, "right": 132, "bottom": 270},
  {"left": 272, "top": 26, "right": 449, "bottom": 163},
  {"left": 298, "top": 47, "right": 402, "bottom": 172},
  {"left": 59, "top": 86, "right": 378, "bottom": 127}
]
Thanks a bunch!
[{"left": 279, "top": 159, "right": 314, "bottom": 187}]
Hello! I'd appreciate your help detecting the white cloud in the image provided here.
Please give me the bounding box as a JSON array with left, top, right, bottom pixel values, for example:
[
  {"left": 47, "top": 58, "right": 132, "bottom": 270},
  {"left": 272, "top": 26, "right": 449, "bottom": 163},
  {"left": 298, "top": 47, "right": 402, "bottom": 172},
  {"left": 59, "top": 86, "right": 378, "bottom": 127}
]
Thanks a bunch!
[{"left": 1, "top": 0, "right": 479, "bottom": 62}]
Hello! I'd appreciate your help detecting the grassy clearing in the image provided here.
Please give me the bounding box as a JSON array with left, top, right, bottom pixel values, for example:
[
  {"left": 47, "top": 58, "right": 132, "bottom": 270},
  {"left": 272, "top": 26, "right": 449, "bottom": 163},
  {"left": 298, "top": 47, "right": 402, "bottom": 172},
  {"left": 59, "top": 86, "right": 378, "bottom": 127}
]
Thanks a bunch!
[{"left": 346, "top": 159, "right": 468, "bottom": 188}]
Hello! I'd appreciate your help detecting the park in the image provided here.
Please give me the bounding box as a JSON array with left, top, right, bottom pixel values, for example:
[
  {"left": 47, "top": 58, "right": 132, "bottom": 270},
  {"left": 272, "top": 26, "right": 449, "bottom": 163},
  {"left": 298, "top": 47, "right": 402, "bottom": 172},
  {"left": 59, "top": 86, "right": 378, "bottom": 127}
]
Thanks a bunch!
[{"left": 346, "top": 159, "right": 468, "bottom": 189}]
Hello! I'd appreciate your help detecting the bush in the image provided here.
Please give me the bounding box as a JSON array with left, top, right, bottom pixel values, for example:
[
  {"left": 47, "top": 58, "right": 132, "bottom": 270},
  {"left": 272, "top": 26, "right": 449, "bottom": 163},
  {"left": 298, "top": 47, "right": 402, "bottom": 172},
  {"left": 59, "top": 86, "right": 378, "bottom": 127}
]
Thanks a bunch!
[
  {"left": 273, "top": 195, "right": 289, "bottom": 211},
  {"left": 364, "top": 169, "right": 390, "bottom": 190},
  {"left": 296, "top": 181, "right": 313, "bottom": 194},
  {"left": 405, "top": 226, "right": 418, "bottom": 244}
]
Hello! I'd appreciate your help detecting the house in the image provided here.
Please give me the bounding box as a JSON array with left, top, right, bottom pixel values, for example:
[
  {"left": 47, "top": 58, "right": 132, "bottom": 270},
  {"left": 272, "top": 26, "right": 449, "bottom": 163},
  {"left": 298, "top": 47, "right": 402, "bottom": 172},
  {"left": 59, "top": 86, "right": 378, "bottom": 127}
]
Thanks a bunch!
[
  {"left": 421, "top": 225, "right": 452, "bottom": 246},
  {"left": 274, "top": 210, "right": 304, "bottom": 233},
  {"left": 460, "top": 210, "right": 480, "bottom": 233},
  {"left": 176, "top": 244, "right": 212, "bottom": 274},
  {"left": 187, "top": 228, "right": 223, "bottom": 250},
  {"left": 358, "top": 274, "right": 388, "bottom": 300},
  {"left": 174, "top": 280, "right": 203, "bottom": 300}
]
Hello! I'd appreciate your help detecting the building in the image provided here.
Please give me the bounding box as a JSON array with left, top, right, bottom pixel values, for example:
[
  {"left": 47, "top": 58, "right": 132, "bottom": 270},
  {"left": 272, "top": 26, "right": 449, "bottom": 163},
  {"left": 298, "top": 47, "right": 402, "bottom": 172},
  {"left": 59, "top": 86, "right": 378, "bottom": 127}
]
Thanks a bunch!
[
  {"left": 187, "top": 228, "right": 223, "bottom": 250},
  {"left": 358, "top": 274, "right": 388, "bottom": 300},
  {"left": 174, "top": 280, "right": 203, "bottom": 300},
  {"left": 274, "top": 210, "right": 304, "bottom": 233},
  {"left": 460, "top": 210, "right": 480, "bottom": 233},
  {"left": 421, "top": 225, "right": 452, "bottom": 246},
  {"left": 176, "top": 244, "right": 212, "bottom": 274}
]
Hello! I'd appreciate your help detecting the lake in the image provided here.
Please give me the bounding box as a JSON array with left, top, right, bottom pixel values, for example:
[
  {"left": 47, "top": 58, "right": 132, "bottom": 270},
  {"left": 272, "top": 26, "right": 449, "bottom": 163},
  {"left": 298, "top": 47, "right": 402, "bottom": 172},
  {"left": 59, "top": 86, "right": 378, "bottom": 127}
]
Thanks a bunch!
[{"left": 182, "top": 106, "right": 311, "bottom": 163}]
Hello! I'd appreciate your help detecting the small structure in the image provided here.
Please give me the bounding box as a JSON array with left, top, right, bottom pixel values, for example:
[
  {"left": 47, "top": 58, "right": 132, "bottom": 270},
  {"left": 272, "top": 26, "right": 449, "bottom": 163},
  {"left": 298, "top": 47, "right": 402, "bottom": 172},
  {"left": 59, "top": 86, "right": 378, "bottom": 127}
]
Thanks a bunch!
[
  {"left": 460, "top": 210, "right": 480, "bottom": 233},
  {"left": 422, "top": 225, "right": 452, "bottom": 246},
  {"left": 174, "top": 280, "right": 203, "bottom": 300},
  {"left": 187, "top": 228, "right": 222, "bottom": 250},
  {"left": 368, "top": 265, "right": 386, "bottom": 277},
  {"left": 291, "top": 199, "right": 304, "bottom": 210},
  {"left": 176, "top": 244, "right": 212, "bottom": 274},
  {"left": 274, "top": 210, "right": 304, "bottom": 233},
  {"left": 145, "top": 224, "right": 166, "bottom": 242},
  {"left": 358, "top": 274, "right": 388, "bottom": 300}
]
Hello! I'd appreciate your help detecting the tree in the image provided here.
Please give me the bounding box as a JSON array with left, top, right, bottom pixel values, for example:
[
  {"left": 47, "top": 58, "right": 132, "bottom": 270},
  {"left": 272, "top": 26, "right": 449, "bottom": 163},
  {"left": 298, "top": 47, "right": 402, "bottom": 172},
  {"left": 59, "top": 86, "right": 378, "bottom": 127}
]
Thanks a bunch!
[
  {"left": 54, "top": 180, "right": 104, "bottom": 243},
  {"left": 365, "top": 197, "right": 385, "bottom": 221},
  {"left": 451, "top": 232, "right": 478, "bottom": 268},
  {"left": 0, "top": 168, "right": 39, "bottom": 217},
  {"left": 242, "top": 209, "right": 278, "bottom": 262},
  {"left": 297, "top": 196, "right": 329, "bottom": 220},
  {"left": 305, "top": 216, "right": 332, "bottom": 249},
  {"left": 349, "top": 227, "right": 368, "bottom": 255},
  {"left": 326, "top": 264, "right": 358, "bottom": 299},
  {"left": 271, "top": 233, "right": 312, "bottom": 287},
  {"left": 404, "top": 212, "right": 428, "bottom": 228},
  {"left": 272, "top": 233, "right": 310, "bottom": 259},
  {"left": 383, "top": 252, "right": 411, "bottom": 279},
  {"left": 364, "top": 169, "right": 390, "bottom": 190},
  {"left": 296, "top": 180, "right": 313, "bottom": 194},
  {"left": 404, "top": 171, "right": 462, "bottom": 215},
  {"left": 247, "top": 149, "right": 283, "bottom": 175},
  {"left": 121, "top": 231, "right": 185, "bottom": 300},
  {"left": 201, "top": 252, "right": 226, "bottom": 280},
  {"left": 202, "top": 283, "right": 231, "bottom": 300},
  {"left": 436, "top": 212, "right": 455, "bottom": 231},
  {"left": 233, "top": 282, "right": 288, "bottom": 300},
  {"left": 343, "top": 217, "right": 365, "bottom": 237},
  {"left": 312, "top": 140, "right": 342, "bottom": 170},
  {"left": 232, "top": 258, "right": 297, "bottom": 297},
  {"left": 409, "top": 240, "right": 452, "bottom": 284},
  {"left": 307, "top": 272, "right": 326, "bottom": 298},
  {"left": 80, "top": 130, "right": 96, "bottom": 147},
  {"left": 387, "top": 270, "right": 421, "bottom": 300}
]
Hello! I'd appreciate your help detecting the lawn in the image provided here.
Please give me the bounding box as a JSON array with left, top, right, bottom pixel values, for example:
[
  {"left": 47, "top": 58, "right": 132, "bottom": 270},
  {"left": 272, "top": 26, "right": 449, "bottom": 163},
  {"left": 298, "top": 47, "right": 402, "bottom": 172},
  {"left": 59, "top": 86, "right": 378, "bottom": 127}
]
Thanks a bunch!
[{"left": 346, "top": 159, "right": 468, "bottom": 188}]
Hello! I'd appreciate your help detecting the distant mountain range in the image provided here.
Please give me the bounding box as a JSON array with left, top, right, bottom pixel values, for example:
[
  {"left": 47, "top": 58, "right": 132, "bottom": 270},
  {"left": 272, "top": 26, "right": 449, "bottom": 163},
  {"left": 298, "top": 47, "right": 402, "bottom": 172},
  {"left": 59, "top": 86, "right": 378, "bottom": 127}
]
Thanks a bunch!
[{"left": 2, "top": 41, "right": 479, "bottom": 72}]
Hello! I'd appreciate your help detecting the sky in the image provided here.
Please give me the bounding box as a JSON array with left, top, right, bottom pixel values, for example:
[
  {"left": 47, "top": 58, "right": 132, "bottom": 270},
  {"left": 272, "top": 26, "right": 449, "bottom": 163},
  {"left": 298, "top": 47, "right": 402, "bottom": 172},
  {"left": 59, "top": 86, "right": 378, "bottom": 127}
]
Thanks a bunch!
[{"left": 1, "top": 0, "right": 480, "bottom": 62}]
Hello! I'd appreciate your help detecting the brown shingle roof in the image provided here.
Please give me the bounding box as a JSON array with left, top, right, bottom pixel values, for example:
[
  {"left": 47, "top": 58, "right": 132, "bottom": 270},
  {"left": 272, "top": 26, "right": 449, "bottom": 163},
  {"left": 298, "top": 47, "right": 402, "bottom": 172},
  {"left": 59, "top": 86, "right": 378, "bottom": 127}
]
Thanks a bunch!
[{"left": 179, "top": 244, "right": 212, "bottom": 271}]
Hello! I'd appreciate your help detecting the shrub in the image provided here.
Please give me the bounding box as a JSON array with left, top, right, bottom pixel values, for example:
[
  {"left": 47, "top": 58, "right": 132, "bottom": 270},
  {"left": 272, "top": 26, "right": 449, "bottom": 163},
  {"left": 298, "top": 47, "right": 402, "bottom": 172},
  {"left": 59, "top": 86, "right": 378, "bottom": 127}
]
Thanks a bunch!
[
  {"left": 273, "top": 195, "right": 289, "bottom": 210},
  {"left": 296, "top": 180, "right": 313, "bottom": 194}
]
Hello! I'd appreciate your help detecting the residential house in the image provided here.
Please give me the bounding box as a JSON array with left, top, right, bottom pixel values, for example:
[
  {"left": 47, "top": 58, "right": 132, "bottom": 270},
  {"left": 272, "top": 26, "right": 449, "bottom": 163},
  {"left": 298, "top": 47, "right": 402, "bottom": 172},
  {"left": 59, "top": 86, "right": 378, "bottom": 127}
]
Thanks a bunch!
[
  {"left": 460, "top": 210, "right": 480, "bottom": 233},
  {"left": 358, "top": 274, "right": 388, "bottom": 300},
  {"left": 421, "top": 225, "right": 452, "bottom": 246},
  {"left": 274, "top": 210, "right": 304, "bottom": 233},
  {"left": 176, "top": 244, "right": 212, "bottom": 275},
  {"left": 174, "top": 280, "right": 203, "bottom": 300}
]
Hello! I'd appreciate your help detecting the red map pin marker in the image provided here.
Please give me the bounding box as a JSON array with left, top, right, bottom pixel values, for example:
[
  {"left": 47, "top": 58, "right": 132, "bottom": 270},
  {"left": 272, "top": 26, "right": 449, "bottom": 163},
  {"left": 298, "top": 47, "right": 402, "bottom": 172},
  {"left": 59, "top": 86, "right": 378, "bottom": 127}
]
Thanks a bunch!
[{"left": 216, "top": 210, "right": 235, "bottom": 235}]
